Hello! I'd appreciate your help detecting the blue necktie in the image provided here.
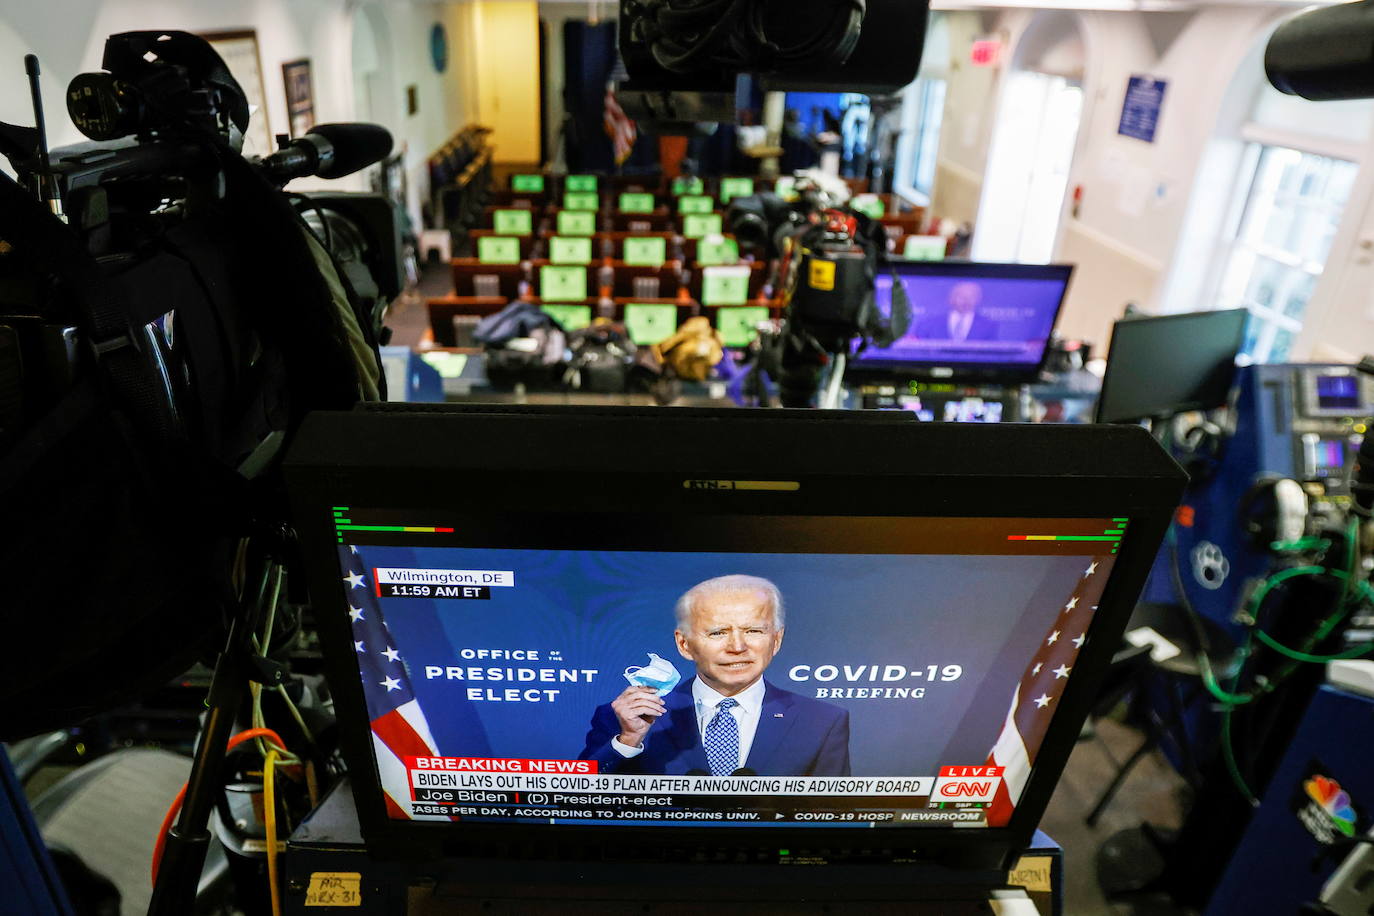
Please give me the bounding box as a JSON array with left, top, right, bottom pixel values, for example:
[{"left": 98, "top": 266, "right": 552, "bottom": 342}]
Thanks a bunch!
[{"left": 704, "top": 698, "right": 739, "bottom": 776}]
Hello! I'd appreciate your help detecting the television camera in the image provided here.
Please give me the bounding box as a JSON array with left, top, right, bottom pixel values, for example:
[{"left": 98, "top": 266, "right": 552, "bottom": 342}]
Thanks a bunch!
[
  {"left": 726, "top": 174, "right": 911, "bottom": 406},
  {"left": 0, "top": 29, "right": 399, "bottom": 739}
]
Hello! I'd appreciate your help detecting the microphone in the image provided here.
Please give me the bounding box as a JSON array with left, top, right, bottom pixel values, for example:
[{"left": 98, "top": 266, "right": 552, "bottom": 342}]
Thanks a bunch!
[
  {"left": 685, "top": 769, "right": 709, "bottom": 776},
  {"left": 730, "top": 768, "right": 757, "bottom": 776},
  {"left": 257, "top": 123, "right": 392, "bottom": 183}
]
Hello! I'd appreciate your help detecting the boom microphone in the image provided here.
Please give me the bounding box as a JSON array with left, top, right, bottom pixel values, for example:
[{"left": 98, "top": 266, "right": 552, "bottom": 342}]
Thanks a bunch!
[{"left": 258, "top": 122, "right": 392, "bottom": 183}]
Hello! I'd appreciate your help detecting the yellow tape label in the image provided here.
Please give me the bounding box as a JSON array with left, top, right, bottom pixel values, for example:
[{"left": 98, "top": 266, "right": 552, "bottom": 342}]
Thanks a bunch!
[
  {"left": 306, "top": 872, "right": 363, "bottom": 907},
  {"left": 1007, "top": 855, "right": 1053, "bottom": 893},
  {"left": 808, "top": 258, "right": 836, "bottom": 291}
]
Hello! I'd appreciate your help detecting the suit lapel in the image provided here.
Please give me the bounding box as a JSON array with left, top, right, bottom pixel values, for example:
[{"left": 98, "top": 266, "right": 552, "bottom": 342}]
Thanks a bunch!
[{"left": 744, "top": 681, "right": 798, "bottom": 774}]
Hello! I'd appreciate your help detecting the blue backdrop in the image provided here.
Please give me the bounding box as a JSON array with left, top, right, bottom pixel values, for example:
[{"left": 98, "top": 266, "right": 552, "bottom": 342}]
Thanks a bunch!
[{"left": 353, "top": 546, "right": 1093, "bottom": 776}]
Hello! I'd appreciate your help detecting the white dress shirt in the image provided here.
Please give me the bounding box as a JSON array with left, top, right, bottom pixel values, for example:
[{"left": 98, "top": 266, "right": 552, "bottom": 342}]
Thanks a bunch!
[
  {"left": 611, "top": 676, "right": 767, "bottom": 769},
  {"left": 948, "top": 310, "right": 974, "bottom": 341}
]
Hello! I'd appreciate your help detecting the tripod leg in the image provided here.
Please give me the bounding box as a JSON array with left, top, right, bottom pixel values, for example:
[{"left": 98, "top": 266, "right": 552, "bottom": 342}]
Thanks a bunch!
[
  {"left": 148, "top": 551, "right": 272, "bottom": 916},
  {"left": 1086, "top": 738, "right": 1155, "bottom": 828}
]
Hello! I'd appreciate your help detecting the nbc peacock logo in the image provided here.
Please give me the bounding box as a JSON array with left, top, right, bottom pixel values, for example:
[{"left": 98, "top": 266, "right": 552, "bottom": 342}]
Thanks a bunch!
[{"left": 1305, "top": 775, "right": 1357, "bottom": 838}]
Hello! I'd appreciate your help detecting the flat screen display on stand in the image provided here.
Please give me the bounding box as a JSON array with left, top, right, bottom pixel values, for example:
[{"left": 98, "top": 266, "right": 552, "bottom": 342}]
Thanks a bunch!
[
  {"left": 286, "top": 407, "right": 1183, "bottom": 881},
  {"left": 1094, "top": 308, "right": 1248, "bottom": 424},
  {"left": 849, "top": 262, "right": 1073, "bottom": 384}
]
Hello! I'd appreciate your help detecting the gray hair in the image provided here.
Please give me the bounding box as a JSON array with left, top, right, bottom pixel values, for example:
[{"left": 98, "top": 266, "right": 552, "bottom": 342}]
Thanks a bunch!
[{"left": 674, "top": 575, "right": 784, "bottom": 631}]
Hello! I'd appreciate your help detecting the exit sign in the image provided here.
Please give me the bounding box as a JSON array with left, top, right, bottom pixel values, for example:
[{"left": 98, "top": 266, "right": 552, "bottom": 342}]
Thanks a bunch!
[{"left": 971, "top": 40, "right": 1002, "bottom": 67}]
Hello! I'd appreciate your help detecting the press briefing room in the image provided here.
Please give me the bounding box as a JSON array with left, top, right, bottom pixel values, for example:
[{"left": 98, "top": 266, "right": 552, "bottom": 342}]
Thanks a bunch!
[{"left": 7, "top": 0, "right": 1374, "bottom": 914}]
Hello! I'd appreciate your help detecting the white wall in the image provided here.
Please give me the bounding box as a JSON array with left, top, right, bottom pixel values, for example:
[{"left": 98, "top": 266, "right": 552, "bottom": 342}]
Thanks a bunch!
[{"left": 0, "top": 0, "right": 474, "bottom": 230}]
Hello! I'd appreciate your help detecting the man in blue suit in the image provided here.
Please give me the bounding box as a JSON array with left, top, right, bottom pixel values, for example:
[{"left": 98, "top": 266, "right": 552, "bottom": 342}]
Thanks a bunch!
[{"left": 579, "top": 575, "right": 851, "bottom": 776}]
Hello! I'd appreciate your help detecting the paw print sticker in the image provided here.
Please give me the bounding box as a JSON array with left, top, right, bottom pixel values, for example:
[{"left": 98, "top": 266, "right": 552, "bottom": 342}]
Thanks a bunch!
[{"left": 1191, "top": 540, "right": 1229, "bottom": 590}]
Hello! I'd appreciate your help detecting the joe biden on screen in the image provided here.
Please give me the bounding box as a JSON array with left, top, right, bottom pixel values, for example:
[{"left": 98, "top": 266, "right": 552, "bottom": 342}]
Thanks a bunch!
[{"left": 579, "top": 575, "right": 851, "bottom": 776}]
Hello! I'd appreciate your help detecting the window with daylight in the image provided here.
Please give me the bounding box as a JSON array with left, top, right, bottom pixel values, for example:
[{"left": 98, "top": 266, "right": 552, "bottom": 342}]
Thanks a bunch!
[
  {"left": 894, "top": 13, "right": 949, "bottom": 204},
  {"left": 909, "top": 78, "right": 947, "bottom": 198},
  {"left": 1215, "top": 145, "right": 1358, "bottom": 362}
]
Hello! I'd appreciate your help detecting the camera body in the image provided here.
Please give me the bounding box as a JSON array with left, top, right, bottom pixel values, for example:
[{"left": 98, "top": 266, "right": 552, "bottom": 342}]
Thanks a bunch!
[{"left": 616, "top": 0, "right": 929, "bottom": 129}]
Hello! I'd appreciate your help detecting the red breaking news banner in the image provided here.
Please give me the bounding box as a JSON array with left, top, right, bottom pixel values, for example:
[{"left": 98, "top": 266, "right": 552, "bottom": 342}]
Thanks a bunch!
[{"left": 407, "top": 757, "right": 599, "bottom": 774}]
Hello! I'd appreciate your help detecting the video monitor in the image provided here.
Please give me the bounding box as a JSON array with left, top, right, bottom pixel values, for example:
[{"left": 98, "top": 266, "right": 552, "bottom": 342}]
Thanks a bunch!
[
  {"left": 1095, "top": 308, "right": 1248, "bottom": 424},
  {"left": 619, "top": 192, "right": 656, "bottom": 214},
  {"left": 700, "top": 265, "right": 751, "bottom": 306},
  {"left": 556, "top": 210, "right": 596, "bottom": 236},
  {"left": 566, "top": 175, "right": 598, "bottom": 192},
  {"left": 548, "top": 236, "right": 593, "bottom": 265},
  {"left": 719, "top": 177, "right": 755, "bottom": 203},
  {"left": 678, "top": 195, "right": 714, "bottom": 215},
  {"left": 477, "top": 236, "right": 521, "bottom": 265},
  {"left": 492, "top": 209, "right": 533, "bottom": 236},
  {"left": 622, "top": 237, "right": 667, "bottom": 267},
  {"left": 287, "top": 408, "right": 1182, "bottom": 871},
  {"left": 564, "top": 192, "right": 600, "bottom": 212},
  {"left": 540, "top": 304, "right": 592, "bottom": 331},
  {"left": 539, "top": 265, "right": 588, "bottom": 301},
  {"left": 623, "top": 303, "right": 678, "bottom": 346},
  {"left": 511, "top": 174, "right": 545, "bottom": 193},
  {"left": 850, "top": 262, "right": 1072, "bottom": 384},
  {"left": 716, "top": 305, "right": 769, "bottom": 348},
  {"left": 695, "top": 237, "right": 740, "bottom": 266},
  {"left": 904, "top": 236, "right": 947, "bottom": 261},
  {"left": 683, "top": 213, "right": 724, "bottom": 239},
  {"left": 671, "top": 176, "right": 704, "bottom": 196}
]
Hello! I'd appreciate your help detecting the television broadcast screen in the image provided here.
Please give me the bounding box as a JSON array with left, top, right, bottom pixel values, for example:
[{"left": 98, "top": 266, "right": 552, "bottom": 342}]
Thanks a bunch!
[
  {"left": 329, "top": 510, "right": 1126, "bottom": 831},
  {"left": 852, "top": 263, "right": 1072, "bottom": 380}
]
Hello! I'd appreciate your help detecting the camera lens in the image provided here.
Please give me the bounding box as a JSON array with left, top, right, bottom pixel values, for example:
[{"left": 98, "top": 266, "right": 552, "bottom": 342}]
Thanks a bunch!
[{"left": 67, "top": 73, "right": 144, "bottom": 141}]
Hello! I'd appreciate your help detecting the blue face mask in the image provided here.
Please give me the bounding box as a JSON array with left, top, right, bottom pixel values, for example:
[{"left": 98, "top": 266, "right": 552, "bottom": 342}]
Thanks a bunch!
[{"left": 624, "top": 652, "right": 682, "bottom": 696}]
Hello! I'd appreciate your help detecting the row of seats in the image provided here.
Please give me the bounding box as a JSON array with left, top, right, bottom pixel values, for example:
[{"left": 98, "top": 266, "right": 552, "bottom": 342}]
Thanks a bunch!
[
  {"left": 427, "top": 126, "right": 495, "bottom": 238},
  {"left": 464, "top": 230, "right": 734, "bottom": 265},
  {"left": 428, "top": 296, "right": 779, "bottom": 350},
  {"left": 449, "top": 260, "right": 768, "bottom": 302}
]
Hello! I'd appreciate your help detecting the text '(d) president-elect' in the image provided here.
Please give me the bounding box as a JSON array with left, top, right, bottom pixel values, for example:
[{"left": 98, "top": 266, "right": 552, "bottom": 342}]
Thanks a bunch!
[{"left": 578, "top": 575, "right": 851, "bottom": 776}]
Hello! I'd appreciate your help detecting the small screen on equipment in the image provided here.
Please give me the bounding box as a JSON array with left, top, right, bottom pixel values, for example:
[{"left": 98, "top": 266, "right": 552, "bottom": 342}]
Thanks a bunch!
[
  {"left": 1316, "top": 373, "right": 1362, "bottom": 411},
  {"left": 850, "top": 262, "right": 1071, "bottom": 382}
]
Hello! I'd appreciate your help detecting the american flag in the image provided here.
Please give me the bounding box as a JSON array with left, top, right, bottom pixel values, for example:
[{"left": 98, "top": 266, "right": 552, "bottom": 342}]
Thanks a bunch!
[
  {"left": 339, "top": 545, "right": 439, "bottom": 820},
  {"left": 603, "top": 83, "right": 636, "bottom": 166},
  {"left": 983, "top": 556, "right": 1114, "bottom": 826}
]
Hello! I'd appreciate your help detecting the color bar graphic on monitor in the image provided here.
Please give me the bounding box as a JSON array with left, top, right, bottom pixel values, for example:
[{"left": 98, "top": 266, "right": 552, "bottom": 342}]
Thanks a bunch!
[
  {"left": 332, "top": 507, "right": 454, "bottom": 542},
  {"left": 1007, "top": 518, "right": 1128, "bottom": 554}
]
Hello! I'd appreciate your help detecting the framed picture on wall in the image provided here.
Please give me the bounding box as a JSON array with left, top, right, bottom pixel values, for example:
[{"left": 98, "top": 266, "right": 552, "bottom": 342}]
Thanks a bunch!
[
  {"left": 201, "top": 29, "right": 274, "bottom": 157},
  {"left": 282, "top": 59, "right": 315, "bottom": 138}
]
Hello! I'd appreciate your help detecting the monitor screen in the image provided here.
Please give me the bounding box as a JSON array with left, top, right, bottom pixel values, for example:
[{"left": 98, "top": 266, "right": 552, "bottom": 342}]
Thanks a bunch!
[
  {"left": 620, "top": 193, "right": 656, "bottom": 214},
  {"left": 477, "top": 236, "right": 521, "bottom": 265},
  {"left": 850, "top": 262, "right": 1071, "bottom": 381},
  {"left": 683, "top": 214, "right": 723, "bottom": 239},
  {"left": 622, "top": 237, "right": 667, "bottom": 267},
  {"left": 1316, "top": 373, "right": 1361, "bottom": 411},
  {"left": 287, "top": 407, "right": 1183, "bottom": 866},
  {"left": 556, "top": 211, "right": 596, "bottom": 236},
  {"left": 540, "top": 265, "right": 588, "bottom": 301},
  {"left": 329, "top": 511, "right": 1126, "bottom": 828},
  {"left": 1095, "top": 308, "right": 1248, "bottom": 423},
  {"left": 719, "top": 177, "right": 755, "bottom": 202},
  {"left": 679, "top": 195, "right": 714, "bottom": 215},
  {"left": 492, "top": 209, "right": 533, "bottom": 236},
  {"left": 548, "top": 236, "right": 593, "bottom": 265},
  {"left": 564, "top": 192, "right": 600, "bottom": 212}
]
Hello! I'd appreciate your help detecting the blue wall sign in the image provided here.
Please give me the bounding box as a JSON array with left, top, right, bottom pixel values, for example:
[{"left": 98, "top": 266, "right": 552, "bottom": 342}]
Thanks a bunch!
[
  {"left": 430, "top": 23, "right": 448, "bottom": 74},
  {"left": 1118, "top": 76, "right": 1166, "bottom": 143}
]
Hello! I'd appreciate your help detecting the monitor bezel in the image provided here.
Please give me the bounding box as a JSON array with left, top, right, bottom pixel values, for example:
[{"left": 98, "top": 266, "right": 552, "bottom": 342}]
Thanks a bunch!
[
  {"left": 286, "top": 406, "right": 1182, "bottom": 871},
  {"left": 847, "top": 261, "right": 1074, "bottom": 386}
]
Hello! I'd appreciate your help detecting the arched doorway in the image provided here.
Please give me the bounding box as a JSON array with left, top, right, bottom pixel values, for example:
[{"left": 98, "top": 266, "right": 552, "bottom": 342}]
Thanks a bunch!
[
  {"left": 973, "top": 13, "right": 1086, "bottom": 264},
  {"left": 351, "top": 4, "right": 397, "bottom": 131}
]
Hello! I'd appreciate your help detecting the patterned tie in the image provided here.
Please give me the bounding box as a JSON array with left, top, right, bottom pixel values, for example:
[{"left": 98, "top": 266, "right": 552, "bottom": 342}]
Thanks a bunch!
[{"left": 703, "top": 698, "right": 740, "bottom": 776}]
